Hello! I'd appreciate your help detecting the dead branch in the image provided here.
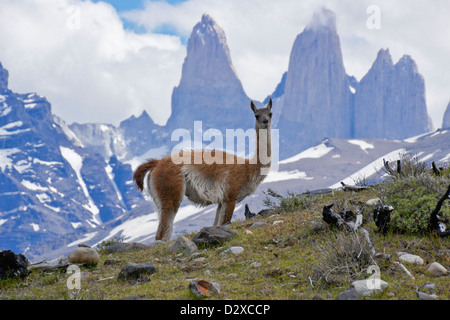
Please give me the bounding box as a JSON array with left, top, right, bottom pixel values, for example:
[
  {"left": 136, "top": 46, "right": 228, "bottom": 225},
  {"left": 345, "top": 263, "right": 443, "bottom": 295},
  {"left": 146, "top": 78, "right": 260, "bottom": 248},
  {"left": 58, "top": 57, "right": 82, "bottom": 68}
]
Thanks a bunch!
[
  {"left": 429, "top": 184, "right": 450, "bottom": 237},
  {"left": 340, "top": 182, "right": 368, "bottom": 192},
  {"left": 322, "top": 204, "right": 375, "bottom": 256}
]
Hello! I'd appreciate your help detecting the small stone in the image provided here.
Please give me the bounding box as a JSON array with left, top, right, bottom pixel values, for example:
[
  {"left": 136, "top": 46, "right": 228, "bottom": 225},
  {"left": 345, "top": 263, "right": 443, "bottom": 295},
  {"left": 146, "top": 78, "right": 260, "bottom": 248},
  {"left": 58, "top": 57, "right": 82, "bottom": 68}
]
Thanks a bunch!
[
  {"left": 170, "top": 235, "right": 198, "bottom": 255},
  {"left": 273, "top": 220, "right": 284, "bottom": 225},
  {"left": 103, "top": 242, "right": 149, "bottom": 253},
  {"left": 398, "top": 253, "right": 424, "bottom": 265},
  {"left": 420, "top": 283, "right": 436, "bottom": 293},
  {"left": 366, "top": 198, "right": 382, "bottom": 206},
  {"left": 251, "top": 221, "right": 268, "bottom": 228},
  {"left": 117, "top": 262, "right": 156, "bottom": 281},
  {"left": 245, "top": 229, "right": 253, "bottom": 234},
  {"left": 351, "top": 279, "right": 388, "bottom": 297},
  {"left": 68, "top": 247, "right": 100, "bottom": 265},
  {"left": 189, "top": 279, "right": 221, "bottom": 298},
  {"left": 251, "top": 262, "right": 262, "bottom": 268},
  {"left": 426, "top": 262, "right": 447, "bottom": 276},
  {"left": 103, "top": 257, "right": 121, "bottom": 266},
  {"left": 121, "top": 295, "right": 142, "bottom": 300},
  {"left": 336, "top": 288, "right": 360, "bottom": 300},
  {"left": 417, "top": 291, "right": 437, "bottom": 300},
  {"left": 222, "top": 246, "right": 244, "bottom": 255}
]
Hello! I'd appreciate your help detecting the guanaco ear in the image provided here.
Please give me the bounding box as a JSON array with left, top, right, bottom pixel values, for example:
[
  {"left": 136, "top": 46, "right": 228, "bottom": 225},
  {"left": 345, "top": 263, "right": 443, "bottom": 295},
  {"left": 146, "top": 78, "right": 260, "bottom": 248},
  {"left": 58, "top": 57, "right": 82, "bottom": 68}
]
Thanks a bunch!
[
  {"left": 267, "top": 97, "right": 273, "bottom": 111},
  {"left": 250, "top": 100, "right": 258, "bottom": 114}
]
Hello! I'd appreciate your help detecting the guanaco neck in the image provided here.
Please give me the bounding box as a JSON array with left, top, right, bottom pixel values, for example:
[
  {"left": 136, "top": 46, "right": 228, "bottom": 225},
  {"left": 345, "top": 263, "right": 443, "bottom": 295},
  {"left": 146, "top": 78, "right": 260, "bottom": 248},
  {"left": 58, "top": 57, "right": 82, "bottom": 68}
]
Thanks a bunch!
[{"left": 252, "top": 126, "right": 272, "bottom": 172}]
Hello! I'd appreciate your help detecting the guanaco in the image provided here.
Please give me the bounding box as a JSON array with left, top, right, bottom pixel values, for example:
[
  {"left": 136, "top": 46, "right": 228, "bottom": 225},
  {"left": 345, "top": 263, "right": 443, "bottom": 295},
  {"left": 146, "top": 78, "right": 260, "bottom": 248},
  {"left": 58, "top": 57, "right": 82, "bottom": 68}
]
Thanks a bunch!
[{"left": 133, "top": 98, "right": 273, "bottom": 240}]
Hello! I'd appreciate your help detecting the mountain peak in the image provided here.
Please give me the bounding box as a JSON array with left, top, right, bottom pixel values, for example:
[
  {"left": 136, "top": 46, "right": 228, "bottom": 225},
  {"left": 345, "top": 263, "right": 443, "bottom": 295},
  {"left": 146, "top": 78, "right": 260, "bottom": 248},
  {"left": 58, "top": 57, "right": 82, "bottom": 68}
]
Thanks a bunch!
[
  {"left": 306, "top": 7, "right": 337, "bottom": 32},
  {"left": 372, "top": 48, "right": 393, "bottom": 69},
  {"left": 395, "top": 54, "right": 419, "bottom": 74},
  {"left": 442, "top": 101, "right": 450, "bottom": 129}
]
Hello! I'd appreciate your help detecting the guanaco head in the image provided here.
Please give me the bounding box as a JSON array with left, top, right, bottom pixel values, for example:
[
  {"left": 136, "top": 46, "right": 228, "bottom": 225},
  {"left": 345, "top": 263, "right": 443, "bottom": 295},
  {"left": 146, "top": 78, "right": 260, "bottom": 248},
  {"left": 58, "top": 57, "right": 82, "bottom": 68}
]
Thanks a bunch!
[{"left": 251, "top": 97, "right": 273, "bottom": 130}]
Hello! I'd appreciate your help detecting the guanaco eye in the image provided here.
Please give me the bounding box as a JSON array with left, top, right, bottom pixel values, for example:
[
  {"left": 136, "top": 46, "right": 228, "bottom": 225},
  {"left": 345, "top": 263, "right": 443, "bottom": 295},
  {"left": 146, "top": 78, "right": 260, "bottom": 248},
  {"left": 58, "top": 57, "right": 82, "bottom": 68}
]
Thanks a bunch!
[
  {"left": 269, "top": 113, "right": 272, "bottom": 118},
  {"left": 255, "top": 115, "right": 260, "bottom": 120}
]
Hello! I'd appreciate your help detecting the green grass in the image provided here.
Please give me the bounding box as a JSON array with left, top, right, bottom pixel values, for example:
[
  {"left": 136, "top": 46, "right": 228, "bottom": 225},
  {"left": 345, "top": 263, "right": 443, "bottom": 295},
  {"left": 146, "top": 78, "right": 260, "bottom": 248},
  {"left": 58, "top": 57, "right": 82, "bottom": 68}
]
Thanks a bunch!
[{"left": 1, "top": 181, "right": 449, "bottom": 300}]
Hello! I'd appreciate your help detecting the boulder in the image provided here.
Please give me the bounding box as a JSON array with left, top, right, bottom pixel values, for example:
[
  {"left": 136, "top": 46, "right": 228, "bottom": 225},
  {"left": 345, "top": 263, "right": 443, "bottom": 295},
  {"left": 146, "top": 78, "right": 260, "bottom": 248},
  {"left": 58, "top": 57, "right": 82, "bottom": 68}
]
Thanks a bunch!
[
  {"left": 351, "top": 279, "right": 388, "bottom": 297},
  {"left": 336, "top": 288, "right": 360, "bottom": 300},
  {"left": 117, "top": 262, "right": 156, "bottom": 281},
  {"left": 0, "top": 250, "right": 30, "bottom": 279},
  {"left": 192, "top": 226, "right": 236, "bottom": 248},
  {"left": 68, "top": 247, "right": 100, "bottom": 265},
  {"left": 398, "top": 253, "right": 424, "bottom": 265},
  {"left": 170, "top": 236, "right": 198, "bottom": 255},
  {"left": 426, "top": 262, "right": 447, "bottom": 276}
]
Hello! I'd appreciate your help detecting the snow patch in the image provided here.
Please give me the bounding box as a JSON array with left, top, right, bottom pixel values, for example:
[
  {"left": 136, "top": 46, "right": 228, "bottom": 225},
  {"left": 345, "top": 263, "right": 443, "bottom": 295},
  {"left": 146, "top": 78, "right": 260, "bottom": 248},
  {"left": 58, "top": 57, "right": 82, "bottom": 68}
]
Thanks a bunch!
[
  {"left": 279, "top": 141, "right": 334, "bottom": 164},
  {"left": 348, "top": 139, "right": 375, "bottom": 152},
  {"left": 30, "top": 223, "right": 40, "bottom": 232},
  {"left": 330, "top": 148, "right": 406, "bottom": 189},
  {"left": 60, "top": 146, "right": 101, "bottom": 224},
  {"left": 22, "top": 180, "right": 48, "bottom": 191},
  {"left": 68, "top": 232, "right": 98, "bottom": 247},
  {"left": 263, "top": 169, "right": 313, "bottom": 183},
  {"left": 0, "top": 121, "right": 30, "bottom": 136},
  {"left": 0, "top": 148, "right": 20, "bottom": 171}
]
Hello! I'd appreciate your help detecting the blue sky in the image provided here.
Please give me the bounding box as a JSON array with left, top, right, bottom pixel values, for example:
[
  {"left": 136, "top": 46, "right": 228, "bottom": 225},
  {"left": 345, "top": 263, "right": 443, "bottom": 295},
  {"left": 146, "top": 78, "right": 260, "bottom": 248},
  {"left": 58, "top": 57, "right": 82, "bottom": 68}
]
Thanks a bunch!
[{"left": 93, "top": 0, "right": 188, "bottom": 40}]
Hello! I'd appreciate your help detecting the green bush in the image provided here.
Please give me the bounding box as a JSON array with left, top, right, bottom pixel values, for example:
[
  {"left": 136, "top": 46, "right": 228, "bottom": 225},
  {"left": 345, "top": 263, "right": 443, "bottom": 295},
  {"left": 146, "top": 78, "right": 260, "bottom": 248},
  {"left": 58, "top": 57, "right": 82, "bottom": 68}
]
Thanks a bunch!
[{"left": 382, "top": 173, "right": 450, "bottom": 234}]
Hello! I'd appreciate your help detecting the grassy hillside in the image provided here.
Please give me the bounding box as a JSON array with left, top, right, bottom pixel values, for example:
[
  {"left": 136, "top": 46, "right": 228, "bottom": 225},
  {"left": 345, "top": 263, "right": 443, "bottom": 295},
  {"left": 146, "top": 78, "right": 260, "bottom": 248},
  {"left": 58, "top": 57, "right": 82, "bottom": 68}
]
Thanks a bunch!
[{"left": 1, "top": 161, "right": 449, "bottom": 300}]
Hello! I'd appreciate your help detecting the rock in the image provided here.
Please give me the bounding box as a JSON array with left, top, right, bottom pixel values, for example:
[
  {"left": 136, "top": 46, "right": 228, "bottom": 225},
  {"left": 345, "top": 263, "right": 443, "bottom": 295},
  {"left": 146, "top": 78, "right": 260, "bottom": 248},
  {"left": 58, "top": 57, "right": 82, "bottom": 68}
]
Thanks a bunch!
[
  {"left": 29, "top": 256, "right": 70, "bottom": 271},
  {"left": 251, "top": 262, "right": 262, "bottom": 268},
  {"left": 420, "top": 283, "right": 436, "bottom": 293},
  {"left": 192, "top": 226, "right": 236, "bottom": 248},
  {"left": 351, "top": 279, "right": 388, "bottom": 297},
  {"left": 278, "top": 8, "right": 354, "bottom": 158},
  {"left": 0, "top": 250, "right": 30, "bottom": 279},
  {"left": 222, "top": 246, "right": 244, "bottom": 255},
  {"left": 117, "top": 262, "right": 156, "bottom": 281},
  {"left": 103, "top": 242, "right": 149, "bottom": 253},
  {"left": 188, "top": 279, "right": 221, "bottom": 298},
  {"left": 167, "top": 14, "right": 252, "bottom": 135},
  {"left": 170, "top": 235, "right": 198, "bottom": 255},
  {"left": 68, "top": 247, "right": 100, "bottom": 265},
  {"left": 426, "top": 262, "right": 447, "bottom": 276},
  {"left": 250, "top": 221, "right": 268, "bottom": 228},
  {"left": 398, "top": 253, "right": 424, "bottom": 265},
  {"left": 272, "top": 220, "right": 284, "bottom": 225},
  {"left": 121, "top": 295, "right": 142, "bottom": 300},
  {"left": 354, "top": 49, "right": 430, "bottom": 140},
  {"left": 366, "top": 198, "right": 382, "bottom": 206},
  {"left": 417, "top": 291, "right": 438, "bottom": 300},
  {"left": 443, "top": 101, "right": 450, "bottom": 129},
  {"left": 336, "top": 288, "right": 360, "bottom": 300}
]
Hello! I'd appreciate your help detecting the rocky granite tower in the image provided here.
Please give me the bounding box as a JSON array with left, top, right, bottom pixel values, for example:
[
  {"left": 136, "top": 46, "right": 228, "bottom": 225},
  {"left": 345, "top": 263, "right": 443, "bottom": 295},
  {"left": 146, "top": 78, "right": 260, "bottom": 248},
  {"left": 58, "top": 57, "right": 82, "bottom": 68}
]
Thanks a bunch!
[
  {"left": 354, "top": 49, "right": 431, "bottom": 139},
  {"left": 167, "top": 14, "right": 252, "bottom": 133},
  {"left": 441, "top": 102, "right": 450, "bottom": 129},
  {"left": 277, "top": 8, "right": 354, "bottom": 158}
]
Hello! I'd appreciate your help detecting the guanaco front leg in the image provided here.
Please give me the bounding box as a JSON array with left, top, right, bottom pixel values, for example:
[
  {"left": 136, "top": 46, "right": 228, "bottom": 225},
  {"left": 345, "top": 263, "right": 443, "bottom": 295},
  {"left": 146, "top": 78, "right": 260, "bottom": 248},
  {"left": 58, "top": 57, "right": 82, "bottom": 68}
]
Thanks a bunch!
[{"left": 222, "top": 200, "right": 236, "bottom": 225}]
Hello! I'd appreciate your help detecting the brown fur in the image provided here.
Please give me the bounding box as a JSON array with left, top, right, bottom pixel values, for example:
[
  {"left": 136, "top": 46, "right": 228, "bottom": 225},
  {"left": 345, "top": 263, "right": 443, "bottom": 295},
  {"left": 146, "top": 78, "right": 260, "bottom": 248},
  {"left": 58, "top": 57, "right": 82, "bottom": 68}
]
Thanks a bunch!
[{"left": 133, "top": 159, "right": 159, "bottom": 191}]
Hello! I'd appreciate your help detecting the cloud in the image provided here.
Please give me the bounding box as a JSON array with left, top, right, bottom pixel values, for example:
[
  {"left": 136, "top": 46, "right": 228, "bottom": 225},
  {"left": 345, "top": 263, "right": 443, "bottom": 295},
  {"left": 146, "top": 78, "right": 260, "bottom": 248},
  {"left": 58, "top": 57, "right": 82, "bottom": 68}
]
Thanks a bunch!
[
  {"left": 0, "top": 0, "right": 184, "bottom": 126},
  {"left": 0, "top": 0, "right": 448, "bottom": 128}
]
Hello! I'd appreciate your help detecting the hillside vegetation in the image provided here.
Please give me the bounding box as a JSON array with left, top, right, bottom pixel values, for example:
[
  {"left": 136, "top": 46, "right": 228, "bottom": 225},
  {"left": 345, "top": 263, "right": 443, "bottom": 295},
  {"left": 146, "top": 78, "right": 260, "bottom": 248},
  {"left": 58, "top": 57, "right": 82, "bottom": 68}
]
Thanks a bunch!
[{"left": 1, "top": 157, "right": 449, "bottom": 300}]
